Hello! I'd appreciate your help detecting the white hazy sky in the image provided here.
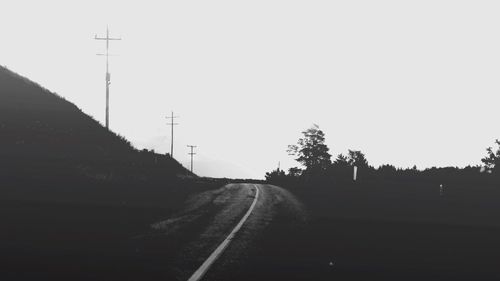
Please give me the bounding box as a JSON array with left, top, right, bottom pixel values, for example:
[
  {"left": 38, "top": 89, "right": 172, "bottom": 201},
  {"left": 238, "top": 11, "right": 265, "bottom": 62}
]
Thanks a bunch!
[{"left": 1, "top": 1, "right": 499, "bottom": 179}]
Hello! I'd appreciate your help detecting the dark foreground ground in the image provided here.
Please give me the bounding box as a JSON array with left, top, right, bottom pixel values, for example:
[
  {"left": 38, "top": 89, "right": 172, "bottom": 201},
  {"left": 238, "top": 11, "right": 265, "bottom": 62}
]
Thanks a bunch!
[
  {"left": 0, "top": 200, "right": 171, "bottom": 281},
  {"left": 0, "top": 178, "right": 230, "bottom": 281},
  {"left": 212, "top": 180, "right": 500, "bottom": 281},
  {"left": 215, "top": 215, "right": 500, "bottom": 281},
  {"left": 2, "top": 180, "right": 500, "bottom": 281}
]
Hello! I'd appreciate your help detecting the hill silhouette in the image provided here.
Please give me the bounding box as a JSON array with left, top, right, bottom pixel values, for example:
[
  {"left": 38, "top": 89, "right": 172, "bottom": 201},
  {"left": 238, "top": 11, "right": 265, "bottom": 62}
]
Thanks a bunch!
[
  {"left": 0, "top": 65, "right": 197, "bottom": 205},
  {"left": 0, "top": 66, "right": 234, "bottom": 280}
]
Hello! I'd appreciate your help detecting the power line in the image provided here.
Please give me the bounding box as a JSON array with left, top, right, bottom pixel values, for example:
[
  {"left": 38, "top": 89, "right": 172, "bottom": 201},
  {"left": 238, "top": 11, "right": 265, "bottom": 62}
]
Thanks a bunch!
[
  {"left": 166, "top": 111, "right": 179, "bottom": 158},
  {"left": 187, "top": 145, "right": 197, "bottom": 174},
  {"left": 95, "top": 26, "right": 121, "bottom": 129}
]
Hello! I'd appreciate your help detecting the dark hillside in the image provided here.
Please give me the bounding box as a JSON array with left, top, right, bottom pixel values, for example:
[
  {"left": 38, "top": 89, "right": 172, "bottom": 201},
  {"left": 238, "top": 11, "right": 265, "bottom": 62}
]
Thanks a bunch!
[
  {"left": 0, "top": 66, "right": 227, "bottom": 281},
  {"left": 0, "top": 65, "right": 190, "bottom": 189}
]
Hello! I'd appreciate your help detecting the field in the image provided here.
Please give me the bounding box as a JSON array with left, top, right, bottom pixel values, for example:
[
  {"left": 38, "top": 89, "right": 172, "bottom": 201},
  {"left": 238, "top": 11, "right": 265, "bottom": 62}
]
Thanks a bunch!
[
  {"left": 2, "top": 179, "right": 499, "bottom": 280},
  {"left": 207, "top": 180, "right": 500, "bottom": 280},
  {"left": 0, "top": 178, "right": 230, "bottom": 281}
]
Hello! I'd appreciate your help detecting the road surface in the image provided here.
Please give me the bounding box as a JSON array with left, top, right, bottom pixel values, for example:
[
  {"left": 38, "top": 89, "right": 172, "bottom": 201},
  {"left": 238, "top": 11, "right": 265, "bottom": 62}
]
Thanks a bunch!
[
  {"left": 187, "top": 184, "right": 260, "bottom": 281},
  {"left": 143, "top": 183, "right": 305, "bottom": 280}
]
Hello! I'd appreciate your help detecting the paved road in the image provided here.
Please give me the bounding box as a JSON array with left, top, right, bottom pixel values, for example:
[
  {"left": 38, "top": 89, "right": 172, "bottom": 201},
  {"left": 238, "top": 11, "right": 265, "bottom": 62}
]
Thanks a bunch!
[
  {"left": 147, "top": 183, "right": 305, "bottom": 281},
  {"left": 187, "top": 185, "right": 261, "bottom": 281}
]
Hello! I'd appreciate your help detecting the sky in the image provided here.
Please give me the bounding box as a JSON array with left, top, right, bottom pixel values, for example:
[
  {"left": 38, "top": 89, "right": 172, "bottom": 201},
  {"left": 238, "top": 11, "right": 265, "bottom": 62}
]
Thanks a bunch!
[{"left": 1, "top": 0, "right": 499, "bottom": 179}]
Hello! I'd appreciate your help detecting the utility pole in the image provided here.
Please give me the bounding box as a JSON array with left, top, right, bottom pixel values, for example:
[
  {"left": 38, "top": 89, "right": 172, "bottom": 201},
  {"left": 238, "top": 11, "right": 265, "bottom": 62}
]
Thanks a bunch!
[
  {"left": 166, "top": 111, "right": 179, "bottom": 158},
  {"left": 95, "top": 26, "right": 121, "bottom": 129},
  {"left": 187, "top": 145, "right": 197, "bottom": 174}
]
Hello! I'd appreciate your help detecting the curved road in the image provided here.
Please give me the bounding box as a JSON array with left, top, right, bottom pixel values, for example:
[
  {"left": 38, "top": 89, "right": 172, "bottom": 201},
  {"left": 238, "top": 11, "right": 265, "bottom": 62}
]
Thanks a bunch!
[
  {"left": 187, "top": 185, "right": 260, "bottom": 281},
  {"left": 147, "top": 183, "right": 305, "bottom": 280}
]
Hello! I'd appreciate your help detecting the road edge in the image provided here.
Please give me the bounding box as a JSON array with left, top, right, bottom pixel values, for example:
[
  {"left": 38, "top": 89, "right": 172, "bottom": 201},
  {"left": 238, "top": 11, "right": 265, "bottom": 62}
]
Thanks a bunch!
[{"left": 187, "top": 184, "right": 261, "bottom": 281}]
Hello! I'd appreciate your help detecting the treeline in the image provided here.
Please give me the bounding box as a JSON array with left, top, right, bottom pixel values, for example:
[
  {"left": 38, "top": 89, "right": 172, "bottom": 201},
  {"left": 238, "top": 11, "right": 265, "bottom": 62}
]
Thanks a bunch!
[{"left": 266, "top": 125, "right": 500, "bottom": 187}]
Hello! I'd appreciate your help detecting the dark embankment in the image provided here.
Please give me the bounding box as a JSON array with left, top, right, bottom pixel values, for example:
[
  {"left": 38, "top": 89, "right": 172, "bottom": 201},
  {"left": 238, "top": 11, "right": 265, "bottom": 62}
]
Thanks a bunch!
[
  {"left": 0, "top": 66, "right": 228, "bottom": 280},
  {"left": 254, "top": 178, "right": 500, "bottom": 281}
]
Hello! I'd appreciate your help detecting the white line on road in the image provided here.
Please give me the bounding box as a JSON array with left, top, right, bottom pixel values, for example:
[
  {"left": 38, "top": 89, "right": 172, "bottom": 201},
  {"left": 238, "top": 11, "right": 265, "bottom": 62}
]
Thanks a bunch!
[{"left": 187, "top": 184, "right": 261, "bottom": 281}]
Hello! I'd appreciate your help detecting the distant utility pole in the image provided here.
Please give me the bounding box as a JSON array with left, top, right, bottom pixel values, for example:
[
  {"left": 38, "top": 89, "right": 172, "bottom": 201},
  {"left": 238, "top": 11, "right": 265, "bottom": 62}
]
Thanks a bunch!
[
  {"left": 166, "top": 111, "right": 179, "bottom": 158},
  {"left": 187, "top": 145, "right": 197, "bottom": 173},
  {"left": 95, "top": 26, "right": 121, "bottom": 129}
]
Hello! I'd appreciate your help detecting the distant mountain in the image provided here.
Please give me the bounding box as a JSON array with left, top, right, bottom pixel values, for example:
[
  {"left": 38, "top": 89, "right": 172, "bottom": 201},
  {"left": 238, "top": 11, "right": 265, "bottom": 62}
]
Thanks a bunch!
[{"left": 0, "top": 65, "right": 192, "bottom": 191}]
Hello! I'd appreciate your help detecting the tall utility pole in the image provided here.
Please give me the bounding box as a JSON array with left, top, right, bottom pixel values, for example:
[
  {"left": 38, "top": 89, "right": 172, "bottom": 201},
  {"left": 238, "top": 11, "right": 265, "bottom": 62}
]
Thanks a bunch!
[
  {"left": 166, "top": 111, "right": 179, "bottom": 158},
  {"left": 187, "top": 145, "right": 197, "bottom": 174},
  {"left": 95, "top": 27, "right": 121, "bottom": 129}
]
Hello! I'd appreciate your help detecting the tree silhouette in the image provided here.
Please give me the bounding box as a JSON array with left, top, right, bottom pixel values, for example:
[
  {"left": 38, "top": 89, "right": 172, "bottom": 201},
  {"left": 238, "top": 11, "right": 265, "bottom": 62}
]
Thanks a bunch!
[
  {"left": 265, "top": 168, "right": 286, "bottom": 182},
  {"left": 288, "top": 167, "right": 303, "bottom": 177},
  {"left": 378, "top": 164, "right": 397, "bottom": 179},
  {"left": 482, "top": 139, "right": 500, "bottom": 174},
  {"left": 329, "top": 153, "right": 351, "bottom": 180},
  {"left": 333, "top": 153, "right": 349, "bottom": 167},
  {"left": 347, "top": 150, "right": 369, "bottom": 168},
  {"left": 287, "top": 124, "right": 332, "bottom": 173}
]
